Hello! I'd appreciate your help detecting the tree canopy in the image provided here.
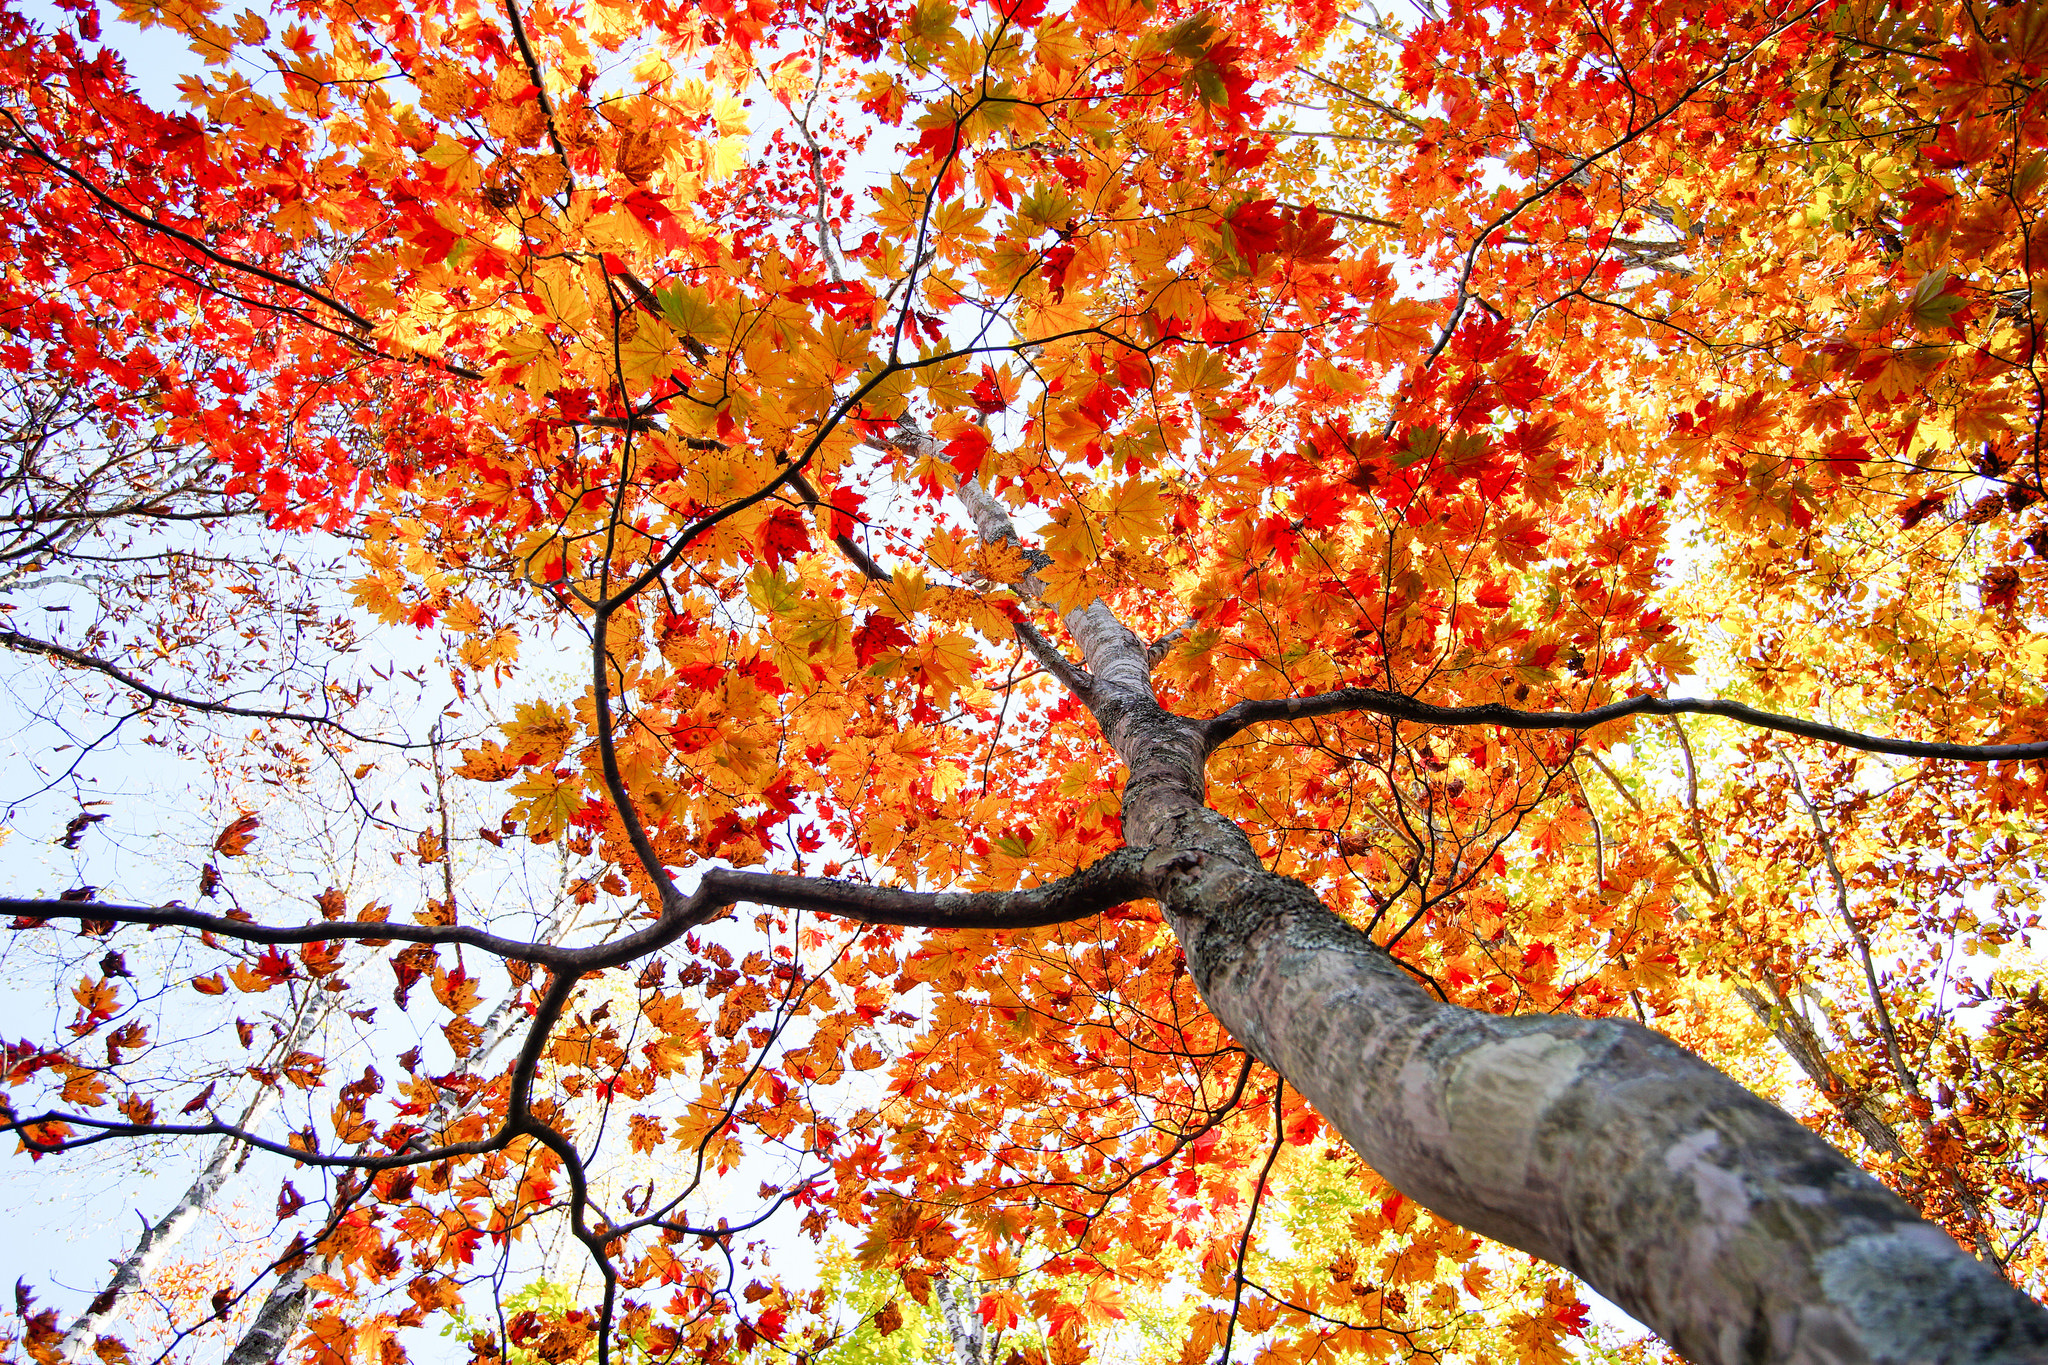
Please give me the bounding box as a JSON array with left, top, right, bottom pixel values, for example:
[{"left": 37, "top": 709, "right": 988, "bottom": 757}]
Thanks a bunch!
[{"left": 2, "top": 0, "right": 2048, "bottom": 1361}]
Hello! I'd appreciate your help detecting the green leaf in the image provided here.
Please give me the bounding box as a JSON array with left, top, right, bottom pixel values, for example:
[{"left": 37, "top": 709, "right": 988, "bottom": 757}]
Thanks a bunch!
[
  {"left": 1161, "top": 11, "right": 1218, "bottom": 57},
  {"left": 1905, "top": 268, "right": 1966, "bottom": 332},
  {"left": 1395, "top": 425, "right": 1444, "bottom": 468}
]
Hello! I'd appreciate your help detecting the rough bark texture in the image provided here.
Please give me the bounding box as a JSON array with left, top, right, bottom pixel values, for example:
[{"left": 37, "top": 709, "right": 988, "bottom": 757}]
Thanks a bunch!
[
  {"left": 221, "top": 1260, "right": 315, "bottom": 1365},
  {"left": 971, "top": 471, "right": 2048, "bottom": 1364},
  {"left": 933, "top": 1277, "right": 990, "bottom": 1365}
]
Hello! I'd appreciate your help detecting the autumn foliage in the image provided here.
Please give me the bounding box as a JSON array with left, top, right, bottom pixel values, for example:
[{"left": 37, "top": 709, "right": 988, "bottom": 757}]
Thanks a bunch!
[{"left": 1, "top": 0, "right": 2047, "bottom": 1359}]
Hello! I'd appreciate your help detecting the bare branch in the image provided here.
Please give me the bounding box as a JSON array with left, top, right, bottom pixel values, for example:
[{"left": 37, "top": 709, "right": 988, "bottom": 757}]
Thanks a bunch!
[
  {"left": 702, "top": 849, "right": 1151, "bottom": 928},
  {"left": 1203, "top": 686, "right": 2048, "bottom": 764},
  {"left": 1146, "top": 616, "right": 1197, "bottom": 672},
  {"left": 0, "top": 628, "right": 415, "bottom": 748},
  {"left": 1014, "top": 617, "right": 1096, "bottom": 697},
  {"left": 1, "top": 846, "right": 1153, "bottom": 977}
]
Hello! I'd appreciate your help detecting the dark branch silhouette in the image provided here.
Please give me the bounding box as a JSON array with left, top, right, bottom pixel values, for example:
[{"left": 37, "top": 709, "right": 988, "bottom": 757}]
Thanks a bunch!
[
  {"left": 0, "top": 844, "right": 1151, "bottom": 973},
  {"left": 1203, "top": 686, "right": 2048, "bottom": 763},
  {"left": 0, "top": 628, "right": 417, "bottom": 748}
]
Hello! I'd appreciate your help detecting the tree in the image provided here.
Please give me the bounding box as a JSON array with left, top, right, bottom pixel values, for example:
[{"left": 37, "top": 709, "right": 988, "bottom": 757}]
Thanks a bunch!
[{"left": 1, "top": 0, "right": 2046, "bottom": 1360}]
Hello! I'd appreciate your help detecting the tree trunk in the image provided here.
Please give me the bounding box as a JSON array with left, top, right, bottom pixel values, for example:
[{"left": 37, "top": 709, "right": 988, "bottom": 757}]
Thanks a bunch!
[
  {"left": 1014, "top": 526, "right": 2048, "bottom": 1364},
  {"left": 220, "top": 1259, "right": 316, "bottom": 1365},
  {"left": 932, "top": 1277, "right": 988, "bottom": 1365}
]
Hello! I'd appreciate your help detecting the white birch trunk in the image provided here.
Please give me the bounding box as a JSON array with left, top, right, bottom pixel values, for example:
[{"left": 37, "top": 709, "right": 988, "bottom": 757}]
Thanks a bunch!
[
  {"left": 931, "top": 1277, "right": 987, "bottom": 1365},
  {"left": 60, "top": 999, "right": 331, "bottom": 1361},
  {"left": 219, "top": 990, "right": 533, "bottom": 1365}
]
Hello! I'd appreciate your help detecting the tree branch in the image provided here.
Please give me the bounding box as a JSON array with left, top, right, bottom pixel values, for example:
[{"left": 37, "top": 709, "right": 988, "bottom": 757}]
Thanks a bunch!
[
  {"left": 1013, "top": 618, "right": 1095, "bottom": 697},
  {"left": 1782, "top": 763, "right": 2011, "bottom": 1274},
  {"left": 880, "top": 421, "right": 1102, "bottom": 693},
  {"left": 0, "top": 628, "right": 414, "bottom": 748},
  {"left": 1202, "top": 686, "right": 2048, "bottom": 763},
  {"left": 787, "top": 470, "right": 893, "bottom": 582},
  {"left": 1, "top": 847, "right": 1152, "bottom": 978},
  {"left": 1145, "top": 616, "right": 1196, "bottom": 672},
  {"left": 0, "top": 113, "right": 480, "bottom": 382},
  {"left": 502, "top": 0, "right": 578, "bottom": 196},
  {"left": 698, "top": 850, "right": 1151, "bottom": 929}
]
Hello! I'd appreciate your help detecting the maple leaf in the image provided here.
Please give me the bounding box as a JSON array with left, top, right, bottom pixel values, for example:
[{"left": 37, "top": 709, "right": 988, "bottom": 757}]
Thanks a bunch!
[
  {"left": 852, "top": 611, "right": 913, "bottom": 666},
  {"left": 1289, "top": 481, "right": 1346, "bottom": 532},
  {"left": 211, "top": 814, "right": 259, "bottom": 858},
  {"left": 969, "top": 364, "right": 1019, "bottom": 414},
  {"left": 1105, "top": 480, "right": 1170, "bottom": 544},
  {"left": 1898, "top": 491, "right": 1948, "bottom": 530},
  {"left": 622, "top": 190, "right": 690, "bottom": 251},
  {"left": 1279, "top": 204, "right": 1341, "bottom": 262},
  {"left": 942, "top": 423, "right": 991, "bottom": 476},
  {"left": 823, "top": 486, "right": 865, "bottom": 541},
  {"left": 758, "top": 507, "right": 812, "bottom": 567},
  {"left": 786, "top": 279, "right": 878, "bottom": 324},
  {"left": 59, "top": 810, "right": 108, "bottom": 850},
  {"left": 1223, "top": 198, "right": 1287, "bottom": 268}
]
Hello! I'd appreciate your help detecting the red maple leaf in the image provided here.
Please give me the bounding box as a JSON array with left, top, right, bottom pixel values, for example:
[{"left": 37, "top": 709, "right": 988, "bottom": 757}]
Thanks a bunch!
[
  {"left": 827, "top": 487, "right": 863, "bottom": 539},
  {"left": 785, "top": 279, "right": 877, "bottom": 323},
  {"left": 758, "top": 507, "right": 810, "bottom": 566},
  {"left": 944, "top": 425, "right": 990, "bottom": 476},
  {"left": 1473, "top": 579, "right": 1513, "bottom": 610},
  {"left": 853, "top": 612, "right": 912, "bottom": 666},
  {"left": 622, "top": 189, "right": 690, "bottom": 251},
  {"left": 1291, "top": 481, "right": 1346, "bottom": 531},
  {"left": 1224, "top": 197, "right": 1286, "bottom": 266}
]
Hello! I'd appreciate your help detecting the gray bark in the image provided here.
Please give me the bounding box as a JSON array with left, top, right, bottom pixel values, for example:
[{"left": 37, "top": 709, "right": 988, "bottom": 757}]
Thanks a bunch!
[
  {"left": 949, "top": 474, "right": 2048, "bottom": 1365},
  {"left": 221, "top": 1259, "right": 316, "bottom": 1365},
  {"left": 1731, "top": 981, "right": 1913, "bottom": 1168},
  {"left": 932, "top": 1277, "right": 988, "bottom": 1365}
]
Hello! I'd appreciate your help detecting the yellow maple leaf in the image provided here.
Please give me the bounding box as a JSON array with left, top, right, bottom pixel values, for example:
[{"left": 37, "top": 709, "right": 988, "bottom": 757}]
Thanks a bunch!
[
  {"left": 503, "top": 700, "right": 578, "bottom": 766},
  {"left": 619, "top": 315, "right": 678, "bottom": 388},
  {"left": 226, "top": 961, "right": 276, "bottom": 994},
  {"left": 507, "top": 768, "right": 586, "bottom": 841},
  {"left": 1359, "top": 297, "right": 1439, "bottom": 366},
  {"left": 628, "top": 1114, "right": 667, "bottom": 1153},
  {"left": 1105, "top": 479, "right": 1169, "bottom": 546},
  {"left": 454, "top": 739, "right": 517, "bottom": 782}
]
